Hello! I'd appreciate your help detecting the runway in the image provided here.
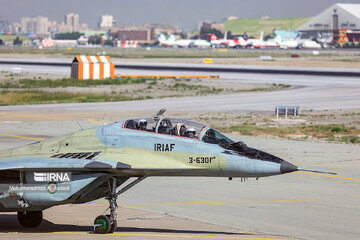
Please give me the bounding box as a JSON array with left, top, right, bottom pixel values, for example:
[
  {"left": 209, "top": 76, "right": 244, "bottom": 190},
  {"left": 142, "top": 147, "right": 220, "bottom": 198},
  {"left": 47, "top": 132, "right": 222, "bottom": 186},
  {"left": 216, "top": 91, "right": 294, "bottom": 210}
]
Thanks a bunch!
[
  {"left": 1, "top": 57, "right": 360, "bottom": 77},
  {"left": 0, "top": 118, "right": 359, "bottom": 240},
  {"left": 0, "top": 60, "right": 359, "bottom": 112}
]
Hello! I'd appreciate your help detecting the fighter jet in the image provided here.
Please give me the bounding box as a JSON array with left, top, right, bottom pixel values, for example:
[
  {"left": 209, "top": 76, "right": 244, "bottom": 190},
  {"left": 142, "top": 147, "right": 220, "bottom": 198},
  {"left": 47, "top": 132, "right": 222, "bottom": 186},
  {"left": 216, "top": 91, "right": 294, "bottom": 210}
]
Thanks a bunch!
[{"left": 0, "top": 109, "right": 334, "bottom": 234}]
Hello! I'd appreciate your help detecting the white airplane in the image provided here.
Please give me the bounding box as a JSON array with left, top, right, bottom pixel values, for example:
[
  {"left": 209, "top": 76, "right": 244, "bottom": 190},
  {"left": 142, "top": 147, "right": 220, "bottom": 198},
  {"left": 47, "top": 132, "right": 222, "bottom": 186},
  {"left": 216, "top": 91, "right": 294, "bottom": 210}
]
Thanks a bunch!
[
  {"left": 251, "top": 39, "right": 279, "bottom": 49},
  {"left": 300, "top": 40, "right": 322, "bottom": 49},
  {"left": 158, "top": 33, "right": 210, "bottom": 48},
  {"left": 158, "top": 33, "right": 178, "bottom": 47},
  {"left": 192, "top": 39, "right": 211, "bottom": 48},
  {"left": 274, "top": 35, "right": 299, "bottom": 49},
  {"left": 208, "top": 33, "right": 244, "bottom": 48},
  {"left": 247, "top": 32, "right": 279, "bottom": 49}
]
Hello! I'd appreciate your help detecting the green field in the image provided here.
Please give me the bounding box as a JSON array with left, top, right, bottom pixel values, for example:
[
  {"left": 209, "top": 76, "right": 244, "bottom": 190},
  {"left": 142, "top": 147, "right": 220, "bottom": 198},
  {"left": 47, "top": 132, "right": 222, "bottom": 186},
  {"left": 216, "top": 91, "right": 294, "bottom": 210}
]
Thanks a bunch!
[
  {"left": 0, "top": 35, "right": 31, "bottom": 43},
  {"left": 224, "top": 17, "right": 310, "bottom": 37}
]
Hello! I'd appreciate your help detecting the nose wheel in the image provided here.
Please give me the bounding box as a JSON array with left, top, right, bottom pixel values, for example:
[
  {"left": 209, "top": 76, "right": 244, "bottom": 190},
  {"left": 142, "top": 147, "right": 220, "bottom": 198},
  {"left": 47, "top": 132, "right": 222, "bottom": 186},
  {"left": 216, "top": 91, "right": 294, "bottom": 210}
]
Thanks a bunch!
[
  {"left": 93, "top": 176, "right": 146, "bottom": 234},
  {"left": 94, "top": 177, "right": 118, "bottom": 234}
]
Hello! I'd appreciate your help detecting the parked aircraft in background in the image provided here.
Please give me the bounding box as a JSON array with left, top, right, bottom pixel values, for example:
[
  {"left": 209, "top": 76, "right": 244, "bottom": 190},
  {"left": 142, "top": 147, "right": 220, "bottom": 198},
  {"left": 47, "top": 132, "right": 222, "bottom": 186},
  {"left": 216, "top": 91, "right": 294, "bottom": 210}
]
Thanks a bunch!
[
  {"left": 158, "top": 33, "right": 179, "bottom": 47},
  {"left": 208, "top": 33, "right": 244, "bottom": 48},
  {"left": 250, "top": 39, "right": 280, "bottom": 49},
  {"left": 300, "top": 39, "right": 322, "bottom": 49},
  {"left": 158, "top": 33, "right": 210, "bottom": 48},
  {"left": 274, "top": 35, "right": 299, "bottom": 49}
]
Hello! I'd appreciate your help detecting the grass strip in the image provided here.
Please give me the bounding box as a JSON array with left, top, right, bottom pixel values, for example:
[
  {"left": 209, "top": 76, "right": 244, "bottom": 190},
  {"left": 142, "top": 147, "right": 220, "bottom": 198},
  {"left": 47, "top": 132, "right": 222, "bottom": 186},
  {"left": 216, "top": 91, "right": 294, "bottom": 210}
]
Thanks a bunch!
[
  {"left": 217, "top": 123, "right": 360, "bottom": 144},
  {"left": 0, "top": 90, "right": 143, "bottom": 105},
  {"left": 0, "top": 77, "right": 151, "bottom": 88}
]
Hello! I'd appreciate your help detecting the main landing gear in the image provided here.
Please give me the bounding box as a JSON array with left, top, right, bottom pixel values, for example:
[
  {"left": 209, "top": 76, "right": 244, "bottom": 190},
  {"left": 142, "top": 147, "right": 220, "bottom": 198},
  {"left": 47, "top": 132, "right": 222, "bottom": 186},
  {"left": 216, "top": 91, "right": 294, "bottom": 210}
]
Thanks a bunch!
[
  {"left": 17, "top": 211, "right": 43, "bottom": 228},
  {"left": 93, "top": 176, "right": 146, "bottom": 234}
]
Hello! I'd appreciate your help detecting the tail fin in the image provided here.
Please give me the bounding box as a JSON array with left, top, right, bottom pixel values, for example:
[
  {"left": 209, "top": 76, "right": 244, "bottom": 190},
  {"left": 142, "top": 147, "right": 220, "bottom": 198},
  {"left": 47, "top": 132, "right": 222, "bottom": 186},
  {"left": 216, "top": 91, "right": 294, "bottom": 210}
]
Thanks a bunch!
[{"left": 208, "top": 34, "right": 217, "bottom": 41}]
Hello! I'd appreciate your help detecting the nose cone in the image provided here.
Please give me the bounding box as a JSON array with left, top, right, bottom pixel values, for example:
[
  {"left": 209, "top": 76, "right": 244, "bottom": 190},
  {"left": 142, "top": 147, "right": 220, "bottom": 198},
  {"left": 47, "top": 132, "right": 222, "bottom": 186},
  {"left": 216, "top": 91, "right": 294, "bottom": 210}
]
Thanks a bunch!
[{"left": 280, "top": 161, "right": 298, "bottom": 174}]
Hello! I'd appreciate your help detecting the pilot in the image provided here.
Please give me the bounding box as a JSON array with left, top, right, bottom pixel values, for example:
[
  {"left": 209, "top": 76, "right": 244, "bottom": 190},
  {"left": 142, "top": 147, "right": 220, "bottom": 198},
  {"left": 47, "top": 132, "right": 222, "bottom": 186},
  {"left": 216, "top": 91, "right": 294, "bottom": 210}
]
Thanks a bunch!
[
  {"left": 186, "top": 127, "right": 196, "bottom": 138},
  {"left": 137, "top": 119, "right": 147, "bottom": 131},
  {"left": 204, "top": 129, "right": 217, "bottom": 144}
]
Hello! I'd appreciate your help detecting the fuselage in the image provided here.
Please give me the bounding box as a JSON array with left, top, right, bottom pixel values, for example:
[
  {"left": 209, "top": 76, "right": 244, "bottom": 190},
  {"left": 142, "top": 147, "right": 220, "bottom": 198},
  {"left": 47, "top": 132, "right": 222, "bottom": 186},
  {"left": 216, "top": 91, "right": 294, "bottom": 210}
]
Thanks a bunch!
[{"left": 0, "top": 117, "right": 297, "bottom": 211}]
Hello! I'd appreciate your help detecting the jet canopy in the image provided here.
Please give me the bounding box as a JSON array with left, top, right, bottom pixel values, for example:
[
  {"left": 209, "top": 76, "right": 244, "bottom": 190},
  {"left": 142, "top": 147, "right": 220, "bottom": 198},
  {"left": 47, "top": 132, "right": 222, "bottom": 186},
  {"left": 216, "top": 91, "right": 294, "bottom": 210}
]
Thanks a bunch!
[
  {"left": 123, "top": 117, "right": 282, "bottom": 163},
  {"left": 123, "top": 117, "right": 234, "bottom": 144}
]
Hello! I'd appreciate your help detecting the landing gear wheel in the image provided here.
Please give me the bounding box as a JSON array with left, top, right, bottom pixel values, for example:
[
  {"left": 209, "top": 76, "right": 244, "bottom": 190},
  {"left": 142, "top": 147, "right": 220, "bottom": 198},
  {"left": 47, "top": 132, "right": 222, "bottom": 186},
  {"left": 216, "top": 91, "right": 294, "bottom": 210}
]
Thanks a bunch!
[
  {"left": 94, "top": 215, "right": 111, "bottom": 234},
  {"left": 106, "top": 214, "right": 117, "bottom": 233},
  {"left": 17, "top": 211, "right": 43, "bottom": 228}
]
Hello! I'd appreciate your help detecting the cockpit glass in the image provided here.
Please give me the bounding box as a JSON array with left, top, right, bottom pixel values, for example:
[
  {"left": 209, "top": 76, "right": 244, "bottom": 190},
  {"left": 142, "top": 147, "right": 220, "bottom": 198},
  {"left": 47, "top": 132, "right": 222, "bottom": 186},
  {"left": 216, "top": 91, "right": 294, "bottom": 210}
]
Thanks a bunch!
[
  {"left": 202, "top": 128, "right": 234, "bottom": 145},
  {"left": 124, "top": 118, "right": 158, "bottom": 132},
  {"left": 157, "top": 118, "right": 206, "bottom": 139},
  {"left": 124, "top": 117, "right": 207, "bottom": 139}
]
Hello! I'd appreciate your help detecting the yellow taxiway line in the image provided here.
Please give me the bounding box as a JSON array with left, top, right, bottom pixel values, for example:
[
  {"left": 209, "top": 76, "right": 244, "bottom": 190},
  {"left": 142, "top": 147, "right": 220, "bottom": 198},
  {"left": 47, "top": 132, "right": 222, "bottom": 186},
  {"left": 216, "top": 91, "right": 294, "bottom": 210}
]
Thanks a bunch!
[
  {"left": 0, "top": 133, "right": 44, "bottom": 141},
  {"left": 46, "top": 232, "right": 294, "bottom": 240},
  {"left": 0, "top": 113, "right": 73, "bottom": 121},
  {"left": 87, "top": 118, "right": 108, "bottom": 124},
  {"left": 298, "top": 171, "right": 360, "bottom": 181},
  {"left": 119, "top": 74, "right": 219, "bottom": 79},
  {"left": 0, "top": 113, "right": 107, "bottom": 124},
  {"left": 79, "top": 198, "right": 360, "bottom": 207}
]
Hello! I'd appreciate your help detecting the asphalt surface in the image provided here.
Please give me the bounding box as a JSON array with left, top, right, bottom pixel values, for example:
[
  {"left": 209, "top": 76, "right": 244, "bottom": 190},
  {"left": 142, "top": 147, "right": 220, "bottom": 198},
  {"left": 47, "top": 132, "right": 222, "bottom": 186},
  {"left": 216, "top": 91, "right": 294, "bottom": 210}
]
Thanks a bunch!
[
  {"left": 0, "top": 58, "right": 359, "bottom": 239},
  {"left": 0, "top": 119, "right": 359, "bottom": 240},
  {"left": 0, "top": 61, "right": 359, "bottom": 112}
]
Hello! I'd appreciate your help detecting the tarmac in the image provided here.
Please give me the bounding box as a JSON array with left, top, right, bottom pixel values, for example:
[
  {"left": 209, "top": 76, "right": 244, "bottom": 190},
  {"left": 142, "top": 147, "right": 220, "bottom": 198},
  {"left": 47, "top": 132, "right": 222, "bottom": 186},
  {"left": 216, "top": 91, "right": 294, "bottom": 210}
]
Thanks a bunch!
[
  {"left": 0, "top": 58, "right": 359, "bottom": 239},
  {"left": 0, "top": 115, "right": 359, "bottom": 240}
]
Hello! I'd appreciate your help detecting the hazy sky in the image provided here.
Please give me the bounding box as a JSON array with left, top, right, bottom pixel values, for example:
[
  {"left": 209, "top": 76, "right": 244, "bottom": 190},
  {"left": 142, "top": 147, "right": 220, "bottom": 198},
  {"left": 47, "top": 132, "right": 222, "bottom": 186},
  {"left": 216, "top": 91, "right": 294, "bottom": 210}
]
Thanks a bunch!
[{"left": 1, "top": 0, "right": 359, "bottom": 30}]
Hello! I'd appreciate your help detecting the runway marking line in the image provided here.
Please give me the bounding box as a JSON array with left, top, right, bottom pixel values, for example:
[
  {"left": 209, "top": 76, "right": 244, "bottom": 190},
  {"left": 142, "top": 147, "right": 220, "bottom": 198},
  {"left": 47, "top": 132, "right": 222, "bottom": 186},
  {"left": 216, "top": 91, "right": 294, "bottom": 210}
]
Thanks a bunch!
[
  {"left": 298, "top": 171, "right": 360, "bottom": 181},
  {"left": 48, "top": 232, "right": 294, "bottom": 240},
  {"left": 0, "top": 113, "right": 73, "bottom": 121},
  {"left": 87, "top": 118, "right": 108, "bottom": 124},
  {"left": 78, "top": 198, "right": 360, "bottom": 207},
  {"left": 0, "top": 113, "right": 107, "bottom": 125},
  {"left": 0, "top": 133, "right": 44, "bottom": 141}
]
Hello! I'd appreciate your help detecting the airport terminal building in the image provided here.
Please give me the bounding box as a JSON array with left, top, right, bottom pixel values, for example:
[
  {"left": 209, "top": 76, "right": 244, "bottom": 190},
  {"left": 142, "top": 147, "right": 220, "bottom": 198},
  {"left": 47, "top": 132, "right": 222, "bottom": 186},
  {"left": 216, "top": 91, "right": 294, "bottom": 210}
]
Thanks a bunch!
[{"left": 297, "top": 3, "right": 360, "bottom": 38}]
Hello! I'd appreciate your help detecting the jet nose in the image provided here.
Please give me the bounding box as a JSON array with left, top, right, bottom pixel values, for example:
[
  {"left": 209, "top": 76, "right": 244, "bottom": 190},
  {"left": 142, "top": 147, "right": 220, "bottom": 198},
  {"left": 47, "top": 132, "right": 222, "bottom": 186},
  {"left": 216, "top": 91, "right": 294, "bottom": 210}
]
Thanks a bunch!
[{"left": 280, "top": 161, "right": 298, "bottom": 174}]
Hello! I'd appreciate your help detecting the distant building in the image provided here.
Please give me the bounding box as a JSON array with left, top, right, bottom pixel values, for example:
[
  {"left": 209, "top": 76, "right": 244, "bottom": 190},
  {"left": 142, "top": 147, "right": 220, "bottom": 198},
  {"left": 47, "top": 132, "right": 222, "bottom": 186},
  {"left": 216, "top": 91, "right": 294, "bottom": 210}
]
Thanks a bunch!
[
  {"left": 297, "top": 3, "right": 360, "bottom": 38},
  {"left": 65, "top": 13, "right": 80, "bottom": 32},
  {"left": 99, "top": 15, "right": 114, "bottom": 28},
  {"left": 226, "top": 16, "right": 238, "bottom": 21},
  {"left": 201, "top": 22, "right": 225, "bottom": 34},
  {"left": 111, "top": 29, "right": 154, "bottom": 41},
  {"left": 79, "top": 23, "right": 88, "bottom": 31},
  {"left": 20, "top": 16, "right": 49, "bottom": 34},
  {"left": 0, "top": 20, "right": 10, "bottom": 34},
  {"left": 9, "top": 22, "right": 21, "bottom": 34}
]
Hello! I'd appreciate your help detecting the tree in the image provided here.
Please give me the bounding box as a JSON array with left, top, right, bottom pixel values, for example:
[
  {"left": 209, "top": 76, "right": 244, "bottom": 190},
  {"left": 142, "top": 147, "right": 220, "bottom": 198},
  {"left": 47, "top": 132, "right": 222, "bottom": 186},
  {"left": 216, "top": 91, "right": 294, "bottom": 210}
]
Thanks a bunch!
[
  {"left": 227, "top": 31, "right": 234, "bottom": 39},
  {"left": 54, "top": 32, "right": 83, "bottom": 40},
  {"left": 264, "top": 34, "right": 273, "bottom": 41},
  {"left": 88, "top": 35, "right": 103, "bottom": 45},
  {"left": 103, "top": 39, "right": 113, "bottom": 46},
  {"left": 13, "top": 36, "right": 22, "bottom": 46},
  {"left": 200, "top": 28, "right": 224, "bottom": 41}
]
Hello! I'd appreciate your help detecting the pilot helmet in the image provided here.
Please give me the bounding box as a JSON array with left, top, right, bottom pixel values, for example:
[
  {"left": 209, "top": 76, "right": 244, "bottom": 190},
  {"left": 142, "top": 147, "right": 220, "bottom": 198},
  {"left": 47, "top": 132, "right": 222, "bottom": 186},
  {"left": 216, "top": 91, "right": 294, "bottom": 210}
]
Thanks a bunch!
[
  {"left": 186, "top": 127, "right": 196, "bottom": 138},
  {"left": 138, "top": 119, "right": 147, "bottom": 130}
]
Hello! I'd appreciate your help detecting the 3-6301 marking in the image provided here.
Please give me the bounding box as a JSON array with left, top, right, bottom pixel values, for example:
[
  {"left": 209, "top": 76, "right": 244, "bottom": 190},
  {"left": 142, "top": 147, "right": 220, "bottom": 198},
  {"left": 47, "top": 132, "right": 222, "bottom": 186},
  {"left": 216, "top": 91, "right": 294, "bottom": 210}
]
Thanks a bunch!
[{"left": 189, "top": 156, "right": 215, "bottom": 164}]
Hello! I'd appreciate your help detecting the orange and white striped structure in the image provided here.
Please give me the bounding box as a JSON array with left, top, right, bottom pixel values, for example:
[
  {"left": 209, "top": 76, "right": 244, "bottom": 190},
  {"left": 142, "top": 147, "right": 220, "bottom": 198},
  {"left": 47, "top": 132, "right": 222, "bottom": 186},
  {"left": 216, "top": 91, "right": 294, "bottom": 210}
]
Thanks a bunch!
[{"left": 71, "top": 56, "right": 115, "bottom": 80}]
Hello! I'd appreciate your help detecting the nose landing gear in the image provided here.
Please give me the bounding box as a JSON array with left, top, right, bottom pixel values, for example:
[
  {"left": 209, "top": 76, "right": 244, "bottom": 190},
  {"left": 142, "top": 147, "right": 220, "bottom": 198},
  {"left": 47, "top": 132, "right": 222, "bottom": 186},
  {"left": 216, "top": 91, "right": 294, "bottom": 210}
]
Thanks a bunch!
[
  {"left": 94, "top": 177, "right": 118, "bottom": 234},
  {"left": 93, "top": 176, "right": 146, "bottom": 234}
]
